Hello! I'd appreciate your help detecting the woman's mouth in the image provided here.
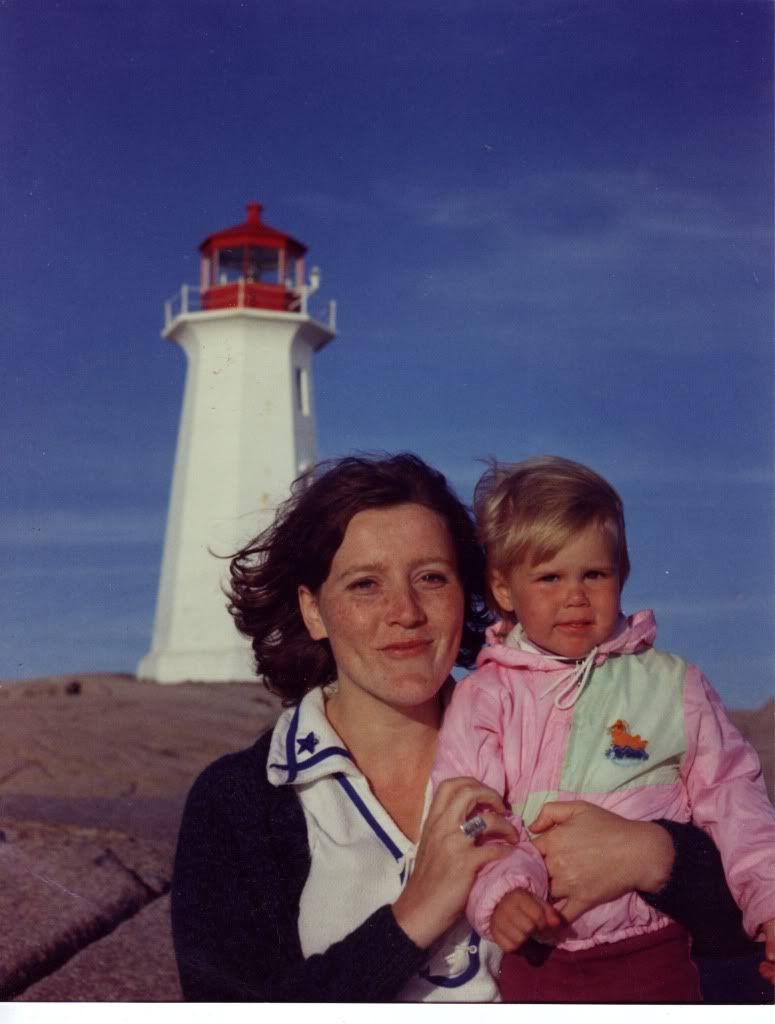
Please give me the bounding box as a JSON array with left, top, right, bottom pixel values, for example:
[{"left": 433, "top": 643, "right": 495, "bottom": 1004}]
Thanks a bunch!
[{"left": 380, "top": 640, "right": 433, "bottom": 657}]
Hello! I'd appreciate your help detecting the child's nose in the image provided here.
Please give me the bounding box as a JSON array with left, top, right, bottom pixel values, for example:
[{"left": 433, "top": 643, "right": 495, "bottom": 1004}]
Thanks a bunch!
[{"left": 565, "top": 583, "right": 590, "bottom": 605}]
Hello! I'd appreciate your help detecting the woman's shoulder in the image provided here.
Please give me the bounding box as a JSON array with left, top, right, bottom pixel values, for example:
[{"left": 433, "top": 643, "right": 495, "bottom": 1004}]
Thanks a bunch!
[
  {"left": 193, "top": 728, "right": 271, "bottom": 784},
  {"left": 184, "top": 725, "right": 295, "bottom": 827}
]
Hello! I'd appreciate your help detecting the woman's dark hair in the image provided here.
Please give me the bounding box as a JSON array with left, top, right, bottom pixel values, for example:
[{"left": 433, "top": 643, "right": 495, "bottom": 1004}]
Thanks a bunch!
[{"left": 228, "top": 452, "right": 490, "bottom": 705}]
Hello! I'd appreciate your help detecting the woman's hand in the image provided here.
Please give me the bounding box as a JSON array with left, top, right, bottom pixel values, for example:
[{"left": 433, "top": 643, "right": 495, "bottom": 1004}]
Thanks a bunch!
[
  {"left": 392, "top": 777, "right": 518, "bottom": 949},
  {"left": 529, "top": 801, "right": 675, "bottom": 923}
]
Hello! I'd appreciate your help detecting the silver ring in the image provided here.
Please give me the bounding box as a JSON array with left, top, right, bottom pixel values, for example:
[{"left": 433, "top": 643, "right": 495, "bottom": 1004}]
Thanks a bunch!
[{"left": 460, "top": 814, "right": 487, "bottom": 839}]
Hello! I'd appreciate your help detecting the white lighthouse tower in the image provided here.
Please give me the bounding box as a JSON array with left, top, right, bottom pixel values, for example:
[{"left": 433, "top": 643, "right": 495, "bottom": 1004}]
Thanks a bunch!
[{"left": 138, "top": 202, "right": 335, "bottom": 684}]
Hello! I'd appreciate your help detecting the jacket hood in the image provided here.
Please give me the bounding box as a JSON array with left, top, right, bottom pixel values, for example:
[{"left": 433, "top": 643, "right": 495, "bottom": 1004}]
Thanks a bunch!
[{"left": 477, "top": 609, "right": 657, "bottom": 674}]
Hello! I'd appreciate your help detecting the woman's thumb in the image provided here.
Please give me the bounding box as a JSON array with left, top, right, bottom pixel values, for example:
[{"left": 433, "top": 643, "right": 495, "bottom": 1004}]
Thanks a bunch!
[{"left": 529, "top": 801, "right": 577, "bottom": 834}]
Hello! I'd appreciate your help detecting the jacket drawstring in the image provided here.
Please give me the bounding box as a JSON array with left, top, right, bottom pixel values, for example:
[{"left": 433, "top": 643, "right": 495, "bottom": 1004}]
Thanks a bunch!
[{"left": 540, "top": 646, "right": 599, "bottom": 710}]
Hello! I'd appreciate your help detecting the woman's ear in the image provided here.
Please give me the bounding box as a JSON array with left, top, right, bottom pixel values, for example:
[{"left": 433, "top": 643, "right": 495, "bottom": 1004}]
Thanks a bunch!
[
  {"left": 489, "top": 569, "right": 516, "bottom": 614},
  {"left": 298, "top": 586, "right": 328, "bottom": 640}
]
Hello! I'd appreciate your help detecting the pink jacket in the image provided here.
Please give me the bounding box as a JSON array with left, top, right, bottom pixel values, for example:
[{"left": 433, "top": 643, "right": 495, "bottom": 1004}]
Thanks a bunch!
[{"left": 432, "top": 610, "right": 775, "bottom": 950}]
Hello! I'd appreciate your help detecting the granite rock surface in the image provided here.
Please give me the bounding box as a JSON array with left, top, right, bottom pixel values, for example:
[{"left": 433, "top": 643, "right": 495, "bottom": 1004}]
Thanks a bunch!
[
  {"left": 1, "top": 673, "right": 280, "bottom": 1002},
  {"left": 1, "top": 672, "right": 771, "bottom": 1002}
]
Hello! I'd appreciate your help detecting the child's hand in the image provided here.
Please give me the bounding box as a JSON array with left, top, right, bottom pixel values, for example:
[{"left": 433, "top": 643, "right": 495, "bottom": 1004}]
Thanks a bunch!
[
  {"left": 490, "top": 888, "right": 562, "bottom": 953},
  {"left": 758, "top": 918, "right": 775, "bottom": 984}
]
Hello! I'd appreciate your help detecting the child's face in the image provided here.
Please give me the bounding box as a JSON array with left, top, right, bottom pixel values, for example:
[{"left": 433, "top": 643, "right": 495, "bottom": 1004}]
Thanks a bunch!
[{"left": 490, "top": 524, "right": 621, "bottom": 659}]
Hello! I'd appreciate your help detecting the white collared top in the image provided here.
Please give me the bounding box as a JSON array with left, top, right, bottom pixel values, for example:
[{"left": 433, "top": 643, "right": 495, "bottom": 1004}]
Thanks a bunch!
[{"left": 266, "top": 685, "right": 501, "bottom": 1002}]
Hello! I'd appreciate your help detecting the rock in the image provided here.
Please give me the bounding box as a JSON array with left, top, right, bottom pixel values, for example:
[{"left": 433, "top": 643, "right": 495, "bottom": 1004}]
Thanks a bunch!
[
  {"left": 0, "top": 822, "right": 172, "bottom": 1000},
  {"left": 0, "top": 793, "right": 188, "bottom": 842},
  {"left": 0, "top": 674, "right": 281, "bottom": 1001},
  {"left": 19, "top": 895, "right": 180, "bottom": 1001},
  {"left": 1, "top": 672, "right": 770, "bottom": 1002},
  {"left": 0, "top": 674, "right": 280, "bottom": 803}
]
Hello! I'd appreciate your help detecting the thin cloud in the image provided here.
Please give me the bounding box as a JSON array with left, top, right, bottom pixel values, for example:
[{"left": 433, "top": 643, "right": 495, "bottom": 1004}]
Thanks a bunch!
[
  {"left": 0, "top": 509, "right": 164, "bottom": 547},
  {"left": 648, "top": 594, "right": 771, "bottom": 618},
  {"left": 385, "top": 170, "right": 768, "bottom": 243},
  {"left": 375, "top": 170, "right": 769, "bottom": 329},
  {"left": 4, "top": 563, "right": 156, "bottom": 579},
  {"left": 610, "top": 464, "right": 774, "bottom": 487},
  {"left": 295, "top": 190, "right": 376, "bottom": 223},
  {"left": 442, "top": 449, "right": 773, "bottom": 497}
]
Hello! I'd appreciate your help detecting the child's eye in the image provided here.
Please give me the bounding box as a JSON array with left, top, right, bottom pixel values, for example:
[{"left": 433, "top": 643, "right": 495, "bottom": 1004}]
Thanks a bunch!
[
  {"left": 537, "top": 574, "right": 559, "bottom": 583},
  {"left": 585, "top": 570, "right": 609, "bottom": 580}
]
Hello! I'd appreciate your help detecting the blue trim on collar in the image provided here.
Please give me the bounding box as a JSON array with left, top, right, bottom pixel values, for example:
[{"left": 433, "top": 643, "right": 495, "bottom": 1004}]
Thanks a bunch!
[
  {"left": 334, "top": 773, "right": 403, "bottom": 861},
  {"left": 270, "top": 745, "right": 353, "bottom": 776},
  {"left": 284, "top": 705, "right": 301, "bottom": 782},
  {"left": 419, "top": 930, "right": 482, "bottom": 988},
  {"left": 334, "top": 769, "right": 481, "bottom": 990},
  {"left": 271, "top": 705, "right": 354, "bottom": 781}
]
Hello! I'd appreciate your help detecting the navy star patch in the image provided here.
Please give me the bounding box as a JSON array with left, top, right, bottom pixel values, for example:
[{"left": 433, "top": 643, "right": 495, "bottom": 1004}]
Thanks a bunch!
[{"left": 297, "top": 731, "right": 319, "bottom": 754}]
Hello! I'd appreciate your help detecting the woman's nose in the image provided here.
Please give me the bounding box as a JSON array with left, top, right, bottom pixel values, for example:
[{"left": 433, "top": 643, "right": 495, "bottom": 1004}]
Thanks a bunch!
[{"left": 387, "top": 585, "right": 427, "bottom": 626}]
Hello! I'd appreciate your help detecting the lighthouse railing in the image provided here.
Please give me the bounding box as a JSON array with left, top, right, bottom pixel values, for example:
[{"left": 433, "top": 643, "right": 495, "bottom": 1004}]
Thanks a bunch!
[
  {"left": 164, "top": 285, "right": 204, "bottom": 327},
  {"left": 306, "top": 298, "right": 337, "bottom": 331},
  {"left": 164, "top": 285, "right": 336, "bottom": 331}
]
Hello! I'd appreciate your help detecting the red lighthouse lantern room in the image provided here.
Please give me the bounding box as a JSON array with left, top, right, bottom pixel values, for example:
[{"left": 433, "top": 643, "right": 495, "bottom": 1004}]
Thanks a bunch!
[{"left": 198, "top": 202, "right": 307, "bottom": 312}]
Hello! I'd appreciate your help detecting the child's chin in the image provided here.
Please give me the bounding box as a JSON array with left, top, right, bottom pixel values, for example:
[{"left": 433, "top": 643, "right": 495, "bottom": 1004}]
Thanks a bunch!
[{"left": 551, "top": 634, "right": 597, "bottom": 657}]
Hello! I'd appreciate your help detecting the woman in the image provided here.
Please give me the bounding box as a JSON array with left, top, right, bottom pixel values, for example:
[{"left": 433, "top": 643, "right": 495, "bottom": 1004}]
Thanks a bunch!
[{"left": 171, "top": 453, "right": 742, "bottom": 1002}]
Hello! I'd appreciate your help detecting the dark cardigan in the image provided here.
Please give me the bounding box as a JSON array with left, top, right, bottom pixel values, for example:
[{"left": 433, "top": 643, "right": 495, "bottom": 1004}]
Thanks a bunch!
[{"left": 171, "top": 730, "right": 751, "bottom": 1002}]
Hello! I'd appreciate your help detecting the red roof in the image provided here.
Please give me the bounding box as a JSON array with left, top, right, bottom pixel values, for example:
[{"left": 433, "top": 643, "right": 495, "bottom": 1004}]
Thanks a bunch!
[{"left": 199, "top": 202, "right": 307, "bottom": 257}]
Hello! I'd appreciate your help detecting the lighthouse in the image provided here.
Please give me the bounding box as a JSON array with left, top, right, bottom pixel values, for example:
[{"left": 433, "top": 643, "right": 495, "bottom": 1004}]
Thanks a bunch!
[{"left": 138, "top": 202, "right": 335, "bottom": 684}]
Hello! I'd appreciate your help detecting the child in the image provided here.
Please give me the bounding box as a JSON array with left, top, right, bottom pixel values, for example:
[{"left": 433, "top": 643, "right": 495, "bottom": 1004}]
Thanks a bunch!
[{"left": 432, "top": 455, "right": 775, "bottom": 1003}]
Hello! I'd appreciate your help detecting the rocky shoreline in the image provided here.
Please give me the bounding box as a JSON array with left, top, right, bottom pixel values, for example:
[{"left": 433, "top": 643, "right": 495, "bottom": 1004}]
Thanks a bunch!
[
  {"left": 0, "top": 674, "right": 280, "bottom": 1001},
  {"left": 1, "top": 672, "right": 771, "bottom": 1001}
]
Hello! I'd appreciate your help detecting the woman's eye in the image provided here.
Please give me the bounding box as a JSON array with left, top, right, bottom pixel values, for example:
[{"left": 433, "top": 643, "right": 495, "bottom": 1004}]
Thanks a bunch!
[
  {"left": 419, "top": 571, "right": 448, "bottom": 587},
  {"left": 348, "top": 578, "right": 377, "bottom": 592}
]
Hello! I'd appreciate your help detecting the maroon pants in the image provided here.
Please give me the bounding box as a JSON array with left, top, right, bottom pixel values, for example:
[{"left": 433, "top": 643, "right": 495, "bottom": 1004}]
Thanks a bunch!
[{"left": 499, "top": 924, "right": 702, "bottom": 1003}]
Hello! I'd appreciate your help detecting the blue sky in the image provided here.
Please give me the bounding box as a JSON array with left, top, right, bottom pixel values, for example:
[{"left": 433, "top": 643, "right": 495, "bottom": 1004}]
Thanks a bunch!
[{"left": 2, "top": 1, "right": 772, "bottom": 707}]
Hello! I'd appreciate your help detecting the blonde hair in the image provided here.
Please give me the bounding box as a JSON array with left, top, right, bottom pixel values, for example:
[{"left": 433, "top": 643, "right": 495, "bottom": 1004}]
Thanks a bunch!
[{"left": 474, "top": 456, "right": 630, "bottom": 613}]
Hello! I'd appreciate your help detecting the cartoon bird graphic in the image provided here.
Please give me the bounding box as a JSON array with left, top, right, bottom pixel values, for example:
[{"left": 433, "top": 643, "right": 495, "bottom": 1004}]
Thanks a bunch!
[{"left": 609, "top": 719, "right": 648, "bottom": 751}]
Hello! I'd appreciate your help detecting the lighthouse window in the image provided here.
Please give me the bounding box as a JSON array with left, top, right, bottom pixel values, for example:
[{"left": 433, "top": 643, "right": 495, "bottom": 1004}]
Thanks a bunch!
[
  {"left": 215, "top": 245, "right": 281, "bottom": 283},
  {"left": 217, "top": 247, "right": 244, "bottom": 283},
  {"left": 246, "top": 246, "right": 280, "bottom": 283},
  {"left": 295, "top": 367, "right": 310, "bottom": 417}
]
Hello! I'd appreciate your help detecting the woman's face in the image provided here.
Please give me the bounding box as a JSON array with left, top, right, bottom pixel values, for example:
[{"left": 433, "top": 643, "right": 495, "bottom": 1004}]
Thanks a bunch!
[{"left": 298, "top": 503, "right": 465, "bottom": 714}]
